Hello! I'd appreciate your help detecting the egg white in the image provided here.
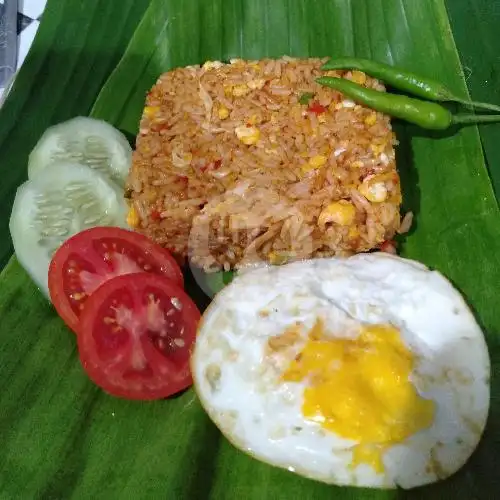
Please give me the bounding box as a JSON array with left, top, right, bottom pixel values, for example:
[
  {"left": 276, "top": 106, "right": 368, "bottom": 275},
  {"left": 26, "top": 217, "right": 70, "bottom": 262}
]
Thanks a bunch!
[{"left": 192, "top": 253, "right": 490, "bottom": 489}]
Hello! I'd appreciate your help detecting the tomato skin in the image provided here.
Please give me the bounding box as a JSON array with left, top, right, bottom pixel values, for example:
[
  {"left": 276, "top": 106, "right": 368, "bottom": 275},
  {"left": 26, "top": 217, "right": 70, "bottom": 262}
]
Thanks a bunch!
[
  {"left": 77, "top": 272, "right": 200, "bottom": 401},
  {"left": 48, "top": 227, "right": 183, "bottom": 334}
]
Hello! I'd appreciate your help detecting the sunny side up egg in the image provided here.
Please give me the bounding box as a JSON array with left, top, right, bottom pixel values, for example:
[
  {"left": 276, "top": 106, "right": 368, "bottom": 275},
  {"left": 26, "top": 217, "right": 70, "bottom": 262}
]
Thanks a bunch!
[{"left": 192, "top": 253, "right": 490, "bottom": 489}]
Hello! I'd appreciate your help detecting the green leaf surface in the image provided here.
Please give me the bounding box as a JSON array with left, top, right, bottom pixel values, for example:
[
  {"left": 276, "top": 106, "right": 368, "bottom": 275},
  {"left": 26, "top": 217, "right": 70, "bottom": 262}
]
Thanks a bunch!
[
  {"left": 446, "top": 0, "right": 500, "bottom": 199},
  {"left": 1, "top": 0, "right": 500, "bottom": 498},
  {"left": 0, "top": 0, "right": 151, "bottom": 269}
]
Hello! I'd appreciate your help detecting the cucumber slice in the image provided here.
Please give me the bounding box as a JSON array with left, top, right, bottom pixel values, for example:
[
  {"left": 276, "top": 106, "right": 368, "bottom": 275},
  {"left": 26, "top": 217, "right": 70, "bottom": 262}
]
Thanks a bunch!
[
  {"left": 28, "top": 117, "right": 132, "bottom": 186},
  {"left": 9, "top": 162, "right": 128, "bottom": 296}
]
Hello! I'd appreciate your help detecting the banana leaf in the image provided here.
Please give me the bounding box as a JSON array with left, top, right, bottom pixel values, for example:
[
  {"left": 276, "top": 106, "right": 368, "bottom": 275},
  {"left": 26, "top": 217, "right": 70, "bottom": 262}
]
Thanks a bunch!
[
  {"left": 1, "top": 0, "right": 499, "bottom": 498},
  {"left": 445, "top": 0, "right": 500, "bottom": 199}
]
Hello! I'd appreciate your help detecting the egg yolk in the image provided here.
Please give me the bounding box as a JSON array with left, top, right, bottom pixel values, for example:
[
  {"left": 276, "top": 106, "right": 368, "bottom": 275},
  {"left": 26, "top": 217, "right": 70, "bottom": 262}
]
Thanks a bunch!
[{"left": 282, "top": 321, "right": 435, "bottom": 473}]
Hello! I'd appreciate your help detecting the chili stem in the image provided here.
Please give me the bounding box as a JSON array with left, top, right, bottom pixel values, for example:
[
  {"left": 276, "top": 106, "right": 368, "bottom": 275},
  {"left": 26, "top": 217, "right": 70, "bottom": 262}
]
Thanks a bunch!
[
  {"left": 452, "top": 98, "right": 500, "bottom": 113},
  {"left": 452, "top": 113, "right": 500, "bottom": 125}
]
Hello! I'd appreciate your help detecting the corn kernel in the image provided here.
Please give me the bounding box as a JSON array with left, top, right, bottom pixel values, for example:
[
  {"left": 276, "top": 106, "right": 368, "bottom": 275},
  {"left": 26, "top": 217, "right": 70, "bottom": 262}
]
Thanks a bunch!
[
  {"left": 364, "top": 112, "right": 377, "bottom": 126},
  {"left": 268, "top": 251, "right": 288, "bottom": 265},
  {"left": 302, "top": 155, "right": 327, "bottom": 174},
  {"left": 309, "top": 155, "right": 327, "bottom": 168},
  {"left": 348, "top": 226, "right": 360, "bottom": 239},
  {"left": 371, "top": 142, "right": 387, "bottom": 156},
  {"left": 144, "top": 106, "right": 160, "bottom": 119},
  {"left": 351, "top": 70, "right": 367, "bottom": 85},
  {"left": 218, "top": 105, "right": 230, "bottom": 120},
  {"left": 232, "top": 84, "right": 251, "bottom": 97},
  {"left": 203, "top": 60, "right": 223, "bottom": 71},
  {"left": 325, "top": 70, "right": 341, "bottom": 77},
  {"left": 247, "top": 79, "right": 266, "bottom": 90},
  {"left": 223, "top": 84, "right": 233, "bottom": 96},
  {"left": 358, "top": 181, "right": 388, "bottom": 203},
  {"left": 235, "top": 125, "right": 260, "bottom": 145},
  {"left": 318, "top": 201, "right": 356, "bottom": 227},
  {"left": 127, "top": 205, "right": 140, "bottom": 228},
  {"left": 247, "top": 114, "right": 259, "bottom": 125}
]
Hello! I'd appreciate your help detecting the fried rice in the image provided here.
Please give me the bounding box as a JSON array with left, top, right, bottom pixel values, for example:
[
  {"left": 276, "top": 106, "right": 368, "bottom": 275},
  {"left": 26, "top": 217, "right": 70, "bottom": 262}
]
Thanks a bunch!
[{"left": 126, "top": 57, "right": 402, "bottom": 272}]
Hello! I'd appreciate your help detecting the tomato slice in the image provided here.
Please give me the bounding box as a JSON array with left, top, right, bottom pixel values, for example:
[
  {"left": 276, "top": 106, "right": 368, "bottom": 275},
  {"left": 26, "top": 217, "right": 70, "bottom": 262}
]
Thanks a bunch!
[
  {"left": 49, "top": 227, "right": 183, "bottom": 333},
  {"left": 78, "top": 272, "right": 200, "bottom": 400}
]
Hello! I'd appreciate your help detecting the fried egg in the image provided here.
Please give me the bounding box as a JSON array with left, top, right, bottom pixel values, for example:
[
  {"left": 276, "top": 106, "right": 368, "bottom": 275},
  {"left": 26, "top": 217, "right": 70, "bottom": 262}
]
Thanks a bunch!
[{"left": 192, "top": 253, "right": 490, "bottom": 489}]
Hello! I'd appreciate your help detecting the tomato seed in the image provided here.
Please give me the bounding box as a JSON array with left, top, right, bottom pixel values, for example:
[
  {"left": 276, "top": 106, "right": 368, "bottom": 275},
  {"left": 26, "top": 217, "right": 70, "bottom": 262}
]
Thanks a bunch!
[{"left": 171, "top": 297, "right": 183, "bottom": 310}]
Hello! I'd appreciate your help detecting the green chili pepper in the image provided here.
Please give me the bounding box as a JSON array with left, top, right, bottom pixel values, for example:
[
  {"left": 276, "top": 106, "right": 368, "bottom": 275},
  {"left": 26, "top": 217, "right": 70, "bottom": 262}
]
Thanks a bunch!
[
  {"left": 316, "top": 76, "right": 500, "bottom": 130},
  {"left": 321, "top": 57, "right": 500, "bottom": 113},
  {"left": 299, "top": 92, "right": 315, "bottom": 105},
  {"left": 317, "top": 76, "right": 451, "bottom": 129}
]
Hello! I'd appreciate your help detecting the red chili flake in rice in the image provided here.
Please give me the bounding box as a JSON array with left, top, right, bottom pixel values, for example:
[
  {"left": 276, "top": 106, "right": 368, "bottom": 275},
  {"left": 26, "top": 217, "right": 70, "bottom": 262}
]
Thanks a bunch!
[
  {"left": 380, "top": 240, "right": 398, "bottom": 254},
  {"left": 201, "top": 159, "right": 222, "bottom": 173},
  {"left": 150, "top": 123, "right": 170, "bottom": 132},
  {"left": 150, "top": 209, "right": 162, "bottom": 221},
  {"left": 308, "top": 101, "right": 327, "bottom": 114},
  {"left": 177, "top": 176, "right": 188, "bottom": 187}
]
